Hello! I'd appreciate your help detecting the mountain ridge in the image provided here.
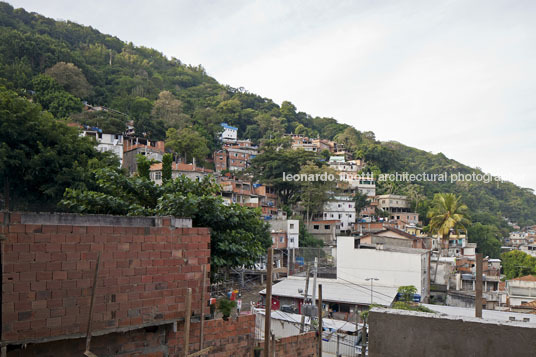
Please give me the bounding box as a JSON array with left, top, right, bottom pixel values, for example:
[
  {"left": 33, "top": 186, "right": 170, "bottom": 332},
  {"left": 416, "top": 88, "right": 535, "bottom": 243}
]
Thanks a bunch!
[{"left": 0, "top": 1, "right": 534, "bottom": 232}]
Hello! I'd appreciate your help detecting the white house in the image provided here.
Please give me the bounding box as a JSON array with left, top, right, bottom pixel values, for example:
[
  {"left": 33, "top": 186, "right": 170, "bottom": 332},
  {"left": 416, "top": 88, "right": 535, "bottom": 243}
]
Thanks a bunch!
[
  {"left": 82, "top": 130, "right": 124, "bottom": 166},
  {"left": 337, "top": 236, "right": 431, "bottom": 301},
  {"left": 221, "top": 123, "right": 238, "bottom": 142},
  {"left": 287, "top": 219, "right": 299, "bottom": 249},
  {"left": 322, "top": 196, "right": 355, "bottom": 233},
  {"left": 506, "top": 275, "right": 536, "bottom": 307}
]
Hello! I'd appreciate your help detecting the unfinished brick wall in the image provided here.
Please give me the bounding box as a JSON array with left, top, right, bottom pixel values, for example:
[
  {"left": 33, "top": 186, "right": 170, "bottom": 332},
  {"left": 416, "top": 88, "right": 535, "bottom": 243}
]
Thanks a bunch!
[
  {"left": 168, "top": 314, "right": 256, "bottom": 356},
  {"left": 0, "top": 212, "right": 210, "bottom": 344},
  {"left": 6, "top": 325, "right": 168, "bottom": 357},
  {"left": 7, "top": 315, "right": 318, "bottom": 357},
  {"left": 274, "top": 332, "right": 318, "bottom": 357}
]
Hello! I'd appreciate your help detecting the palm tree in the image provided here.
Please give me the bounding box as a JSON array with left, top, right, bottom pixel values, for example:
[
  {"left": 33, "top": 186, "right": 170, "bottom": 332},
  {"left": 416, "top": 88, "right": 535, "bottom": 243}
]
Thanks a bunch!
[{"left": 427, "top": 193, "right": 470, "bottom": 282}]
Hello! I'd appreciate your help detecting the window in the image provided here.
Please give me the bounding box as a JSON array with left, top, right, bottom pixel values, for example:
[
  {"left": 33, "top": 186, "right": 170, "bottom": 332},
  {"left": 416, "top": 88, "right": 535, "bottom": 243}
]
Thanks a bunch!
[
  {"left": 290, "top": 238, "right": 294, "bottom": 243},
  {"left": 324, "top": 225, "right": 330, "bottom": 230},
  {"left": 290, "top": 224, "right": 295, "bottom": 229},
  {"left": 279, "top": 236, "right": 284, "bottom": 243},
  {"left": 155, "top": 172, "right": 162, "bottom": 180},
  {"left": 313, "top": 225, "right": 320, "bottom": 230}
]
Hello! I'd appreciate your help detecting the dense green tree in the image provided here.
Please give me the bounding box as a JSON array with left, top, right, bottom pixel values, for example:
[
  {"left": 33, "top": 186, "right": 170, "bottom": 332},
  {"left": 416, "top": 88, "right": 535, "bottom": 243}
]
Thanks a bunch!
[
  {"left": 69, "top": 110, "right": 128, "bottom": 134},
  {"left": 166, "top": 127, "right": 210, "bottom": 164},
  {"left": 45, "top": 62, "right": 92, "bottom": 98},
  {"left": 136, "top": 154, "right": 157, "bottom": 180},
  {"left": 298, "top": 162, "right": 337, "bottom": 223},
  {"left": 352, "top": 191, "right": 370, "bottom": 218},
  {"left": 501, "top": 250, "right": 536, "bottom": 280},
  {"left": 0, "top": 87, "right": 116, "bottom": 210},
  {"left": 31, "top": 75, "right": 83, "bottom": 118},
  {"left": 467, "top": 223, "right": 501, "bottom": 258},
  {"left": 162, "top": 153, "right": 172, "bottom": 182},
  {"left": 248, "top": 148, "right": 320, "bottom": 204},
  {"left": 151, "top": 90, "right": 189, "bottom": 128}
]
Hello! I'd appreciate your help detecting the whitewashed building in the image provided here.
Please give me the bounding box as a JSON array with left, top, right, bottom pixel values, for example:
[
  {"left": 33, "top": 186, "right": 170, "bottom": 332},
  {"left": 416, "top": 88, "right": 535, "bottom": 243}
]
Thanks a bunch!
[
  {"left": 322, "top": 196, "right": 355, "bottom": 233},
  {"left": 221, "top": 123, "right": 238, "bottom": 142},
  {"left": 82, "top": 130, "right": 124, "bottom": 166},
  {"left": 337, "top": 236, "right": 431, "bottom": 301}
]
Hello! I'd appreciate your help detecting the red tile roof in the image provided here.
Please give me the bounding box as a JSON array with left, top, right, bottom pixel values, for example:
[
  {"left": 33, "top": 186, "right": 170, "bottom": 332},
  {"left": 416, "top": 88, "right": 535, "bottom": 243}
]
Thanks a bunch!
[{"left": 510, "top": 275, "right": 536, "bottom": 282}]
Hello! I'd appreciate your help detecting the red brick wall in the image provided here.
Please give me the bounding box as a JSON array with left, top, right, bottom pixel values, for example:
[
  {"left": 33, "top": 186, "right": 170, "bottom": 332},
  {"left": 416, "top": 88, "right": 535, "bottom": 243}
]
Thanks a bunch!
[
  {"left": 6, "top": 315, "right": 316, "bottom": 357},
  {"left": 168, "top": 315, "right": 256, "bottom": 357},
  {"left": 7, "top": 325, "right": 168, "bottom": 357},
  {"left": 0, "top": 212, "right": 210, "bottom": 344},
  {"left": 274, "top": 332, "right": 318, "bottom": 357}
]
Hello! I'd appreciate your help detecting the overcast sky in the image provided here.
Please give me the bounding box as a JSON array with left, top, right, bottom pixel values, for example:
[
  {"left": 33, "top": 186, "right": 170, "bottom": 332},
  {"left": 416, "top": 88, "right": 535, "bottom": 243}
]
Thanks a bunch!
[{"left": 8, "top": 0, "right": 536, "bottom": 190}]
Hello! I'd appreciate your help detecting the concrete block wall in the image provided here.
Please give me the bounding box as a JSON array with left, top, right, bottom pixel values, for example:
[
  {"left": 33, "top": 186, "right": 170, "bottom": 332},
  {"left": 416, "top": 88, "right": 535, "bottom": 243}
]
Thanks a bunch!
[
  {"left": 0, "top": 212, "right": 210, "bottom": 344},
  {"left": 368, "top": 308, "right": 536, "bottom": 357}
]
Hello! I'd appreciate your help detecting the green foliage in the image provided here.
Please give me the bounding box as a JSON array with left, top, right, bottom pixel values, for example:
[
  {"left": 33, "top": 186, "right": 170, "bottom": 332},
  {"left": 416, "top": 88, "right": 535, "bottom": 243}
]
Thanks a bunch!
[
  {"left": 31, "top": 74, "right": 83, "bottom": 118},
  {"left": 298, "top": 219, "right": 324, "bottom": 248},
  {"left": 352, "top": 191, "right": 370, "bottom": 217},
  {"left": 69, "top": 110, "right": 128, "bottom": 133},
  {"left": 299, "top": 162, "right": 337, "bottom": 222},
  {"left": 248, "top": 148, "right": 320, "bottom": 205},
  {"left": 467, "top": 222, "right": 502, "bottom": 258},
  {"left": 136, "top": 154, "right": 157, "bottom": 180},
  {"left": 0, "top": 86, "right": 117, "bottom": 210},
  {"left": 45, "top": 62, "right": 91, "bottom": 98},
  {"left": 59, "top": 169, "right": 271, "bottom": 273},
  {"left": 397, "top": 285, "right": 417, "bottom": 303},
  {"left": 162, "top": 153, "right": 172, "bottom": 182},
  {"left": 217, "top": 298, "right": 237, "bottom": 320},
  {"left": 427, "top": 193, "right": 470, "bottom": 242},
  {"left": 392, "top": 301, "right": 435, "bottom": 313},
  {"left": 500, "top": 250, "right": 536, "bottom": 280},
  {"left": 166, "top": 127, "right": 210, "bottom": 164}
]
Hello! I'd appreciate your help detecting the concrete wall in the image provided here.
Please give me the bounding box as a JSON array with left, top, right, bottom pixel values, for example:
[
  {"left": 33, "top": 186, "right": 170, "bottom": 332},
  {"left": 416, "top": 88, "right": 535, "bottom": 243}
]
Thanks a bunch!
[
  {"left": 368, "top": 308, "right": 536, "bottom": 357},
  {"left": 337, "top": 237, "right": 428, "bottom": 297}
]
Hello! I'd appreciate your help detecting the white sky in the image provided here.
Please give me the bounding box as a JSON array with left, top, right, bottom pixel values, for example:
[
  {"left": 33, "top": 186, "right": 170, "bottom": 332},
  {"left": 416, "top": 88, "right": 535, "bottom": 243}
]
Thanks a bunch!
[{"left": 8, "top": 0, "right": 536, "bottom": 191}]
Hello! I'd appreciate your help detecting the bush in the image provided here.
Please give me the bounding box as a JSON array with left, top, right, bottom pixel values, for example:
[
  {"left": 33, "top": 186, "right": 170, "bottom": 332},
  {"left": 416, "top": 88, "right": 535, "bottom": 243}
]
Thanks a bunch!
[{"left": 218, "top": 299, "right": 237, "bottom": 320}]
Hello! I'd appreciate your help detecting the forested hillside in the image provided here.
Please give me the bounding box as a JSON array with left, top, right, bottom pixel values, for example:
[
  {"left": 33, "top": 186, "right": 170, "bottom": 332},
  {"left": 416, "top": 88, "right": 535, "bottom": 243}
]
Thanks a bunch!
[{"left": 1, "top": 1, "right": 535, "bottom": 238}]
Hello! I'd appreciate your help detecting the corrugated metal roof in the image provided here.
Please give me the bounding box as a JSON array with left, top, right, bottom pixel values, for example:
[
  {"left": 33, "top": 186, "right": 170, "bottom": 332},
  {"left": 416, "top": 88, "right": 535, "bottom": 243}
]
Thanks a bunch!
[{"left": 259, "top": 277, "right": 398, "bottom": 306}]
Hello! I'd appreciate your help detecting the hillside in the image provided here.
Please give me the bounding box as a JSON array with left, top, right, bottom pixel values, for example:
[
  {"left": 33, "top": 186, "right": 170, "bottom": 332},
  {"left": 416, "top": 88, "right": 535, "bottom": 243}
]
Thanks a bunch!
[{"left": 0, "top": 1, "right": 535, "bottom": 233}]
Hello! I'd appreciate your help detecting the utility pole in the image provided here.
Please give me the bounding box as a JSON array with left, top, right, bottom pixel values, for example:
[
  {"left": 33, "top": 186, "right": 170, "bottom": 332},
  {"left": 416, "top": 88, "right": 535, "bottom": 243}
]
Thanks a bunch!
[
  {"left": 287, "top": 248, "right": 290, "bottom": 277},
  {"left": 264, "top": 248, "right": 273, "bottom": 357},
  {"left": 475, "top": 253, "right": 483, "bottom": 318},
  {"left": 299, "top": 264, "right": 310, "bottom": 333},
  {"left": 200, "top": 264, "right": 207, "bottom": 350},
  {"left": 365, "top": 277, "right": 379, "bottom": 305},
  {"left": 360, "top": 315, "right": 367, "bottom": 357},
  {"left": 310, "top": 257, "right": 318, "bottom": 329},
  {"left": 317, "top": 284, "right": 323, "bottom": 357}
]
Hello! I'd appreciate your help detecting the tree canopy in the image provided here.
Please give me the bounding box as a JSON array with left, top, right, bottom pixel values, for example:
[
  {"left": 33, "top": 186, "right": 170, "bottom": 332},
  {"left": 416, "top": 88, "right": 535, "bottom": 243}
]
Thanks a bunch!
[{"left": 0, "top": 86, "right": 116, "bottom": 211}]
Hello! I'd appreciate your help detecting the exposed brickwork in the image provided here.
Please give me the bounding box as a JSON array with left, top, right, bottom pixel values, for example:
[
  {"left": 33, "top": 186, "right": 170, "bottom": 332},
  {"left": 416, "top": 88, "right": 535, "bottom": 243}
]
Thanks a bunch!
[
  {"left": 6, "top": 325, "right": 168, "bottom": 357},
  {"left": 274, "top": 332, "right": 318, "bottom": 357},
  {"left": 1, "top": 212, "right": 210, "bottom": 344},
  {"left": 169, "top": 315, "right": 256, "bottom": 357}
]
